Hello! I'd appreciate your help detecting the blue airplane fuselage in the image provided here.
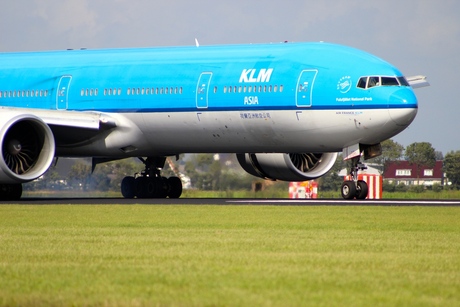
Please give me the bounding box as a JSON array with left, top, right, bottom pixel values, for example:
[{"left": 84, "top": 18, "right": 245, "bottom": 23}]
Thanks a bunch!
[{"left": 0, "top": 42, "right": 420, "bottom": 200}]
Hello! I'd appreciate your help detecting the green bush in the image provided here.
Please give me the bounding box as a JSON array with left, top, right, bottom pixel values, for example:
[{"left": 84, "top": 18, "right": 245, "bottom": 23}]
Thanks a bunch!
[
  {"left": 409, "top": 185, "right": 425, "bottom": 193},
  {"left": 395, "top": 182, "right": 408, "bottom": 192},
  {"left": 432, "top": 183, "right": 443, "bottom": 193},
  {"left": 383, "top": 180, "right": 396, "bottom": 192}
]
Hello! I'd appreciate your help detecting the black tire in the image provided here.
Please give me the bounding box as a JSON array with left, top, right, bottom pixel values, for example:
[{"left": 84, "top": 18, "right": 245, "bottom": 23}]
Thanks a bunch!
[
  {"left": 121, "top": 176, "right": 136, "bottom": 198},
  {"left": 341, "top": 181, "right": 356, "bottom": 200},
  {"left": 135, "top": 177, "right": 150, "bottom": 198},
  {"left": 356, "top": 180, "right": 369, "bottom": 200},
  {"left": 155, "top": 177, "right": 168, "bottom": 198},
  {"left": 168, "top": 176, "right": 183, "bottom": 198}
]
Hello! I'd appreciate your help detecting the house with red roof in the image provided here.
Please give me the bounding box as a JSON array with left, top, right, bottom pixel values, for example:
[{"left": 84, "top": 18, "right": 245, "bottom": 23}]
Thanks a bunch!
[{"left": 383, "top": 160, "right": 445, "bottom": 186}]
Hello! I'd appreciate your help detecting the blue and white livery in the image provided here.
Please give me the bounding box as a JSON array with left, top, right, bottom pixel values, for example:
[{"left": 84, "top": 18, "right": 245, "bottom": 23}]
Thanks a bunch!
[{"left": 0, "top": 42, "right": 427, "bottom": 200}]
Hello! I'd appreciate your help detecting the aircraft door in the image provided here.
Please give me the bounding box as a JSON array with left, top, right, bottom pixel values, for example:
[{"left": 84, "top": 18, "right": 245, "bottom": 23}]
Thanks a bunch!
[
  {"left": 296, "top": 70, "right": 317, "bottom": 107},
  {"left": 56, "top": 75, "right": 72, "bottom": 110},
  {"left": 196, "top": 72, "right": 212, "bottom": 109}
]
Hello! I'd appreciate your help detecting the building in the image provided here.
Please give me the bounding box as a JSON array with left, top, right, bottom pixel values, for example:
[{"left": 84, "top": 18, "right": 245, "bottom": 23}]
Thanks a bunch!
[{"left": 383, "top": 160, "right": 444, "bottom": 186}]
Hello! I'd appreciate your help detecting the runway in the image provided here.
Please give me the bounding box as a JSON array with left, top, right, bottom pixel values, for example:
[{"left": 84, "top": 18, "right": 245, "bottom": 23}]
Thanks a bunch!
[{"left": 4, "top": 197, "right": 460, "bottom": 206}]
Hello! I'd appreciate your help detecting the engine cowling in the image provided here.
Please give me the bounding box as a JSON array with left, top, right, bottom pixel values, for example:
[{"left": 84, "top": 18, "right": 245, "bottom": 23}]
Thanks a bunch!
[
  {"left": 237, "top": 152, "right": 338, "bottom": 181},
  {"left": 0, "top": 114, "right": 55, "bottom": 183}
]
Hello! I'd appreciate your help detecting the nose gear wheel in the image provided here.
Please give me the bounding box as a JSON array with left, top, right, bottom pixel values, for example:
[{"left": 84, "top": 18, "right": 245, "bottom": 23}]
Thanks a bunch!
[{"left": 341, "top": 157, "right": 369, "bottom": 200}]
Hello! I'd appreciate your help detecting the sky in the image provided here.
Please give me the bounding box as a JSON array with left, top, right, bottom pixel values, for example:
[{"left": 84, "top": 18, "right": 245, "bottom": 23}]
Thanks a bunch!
[{"left": 1, "top": 0, "right": 459, "bottom": 154}]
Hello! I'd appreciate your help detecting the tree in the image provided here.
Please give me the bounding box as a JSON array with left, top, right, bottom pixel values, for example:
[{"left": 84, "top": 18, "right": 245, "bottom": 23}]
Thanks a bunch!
[
  {"left": 369, "top": 139, "right": 404, "bottom": 174},
  {"left": 405, "top": 142, "right": 436, "bottom": 185},
  {"left": 444, "top": 151, "right": 460, "bottom": 188},
  {"left": 67, "top": 162, "right": 92, "bottom": 190},
  {"left": 318, "top": 154, "right": 345, "bottom": 191}
]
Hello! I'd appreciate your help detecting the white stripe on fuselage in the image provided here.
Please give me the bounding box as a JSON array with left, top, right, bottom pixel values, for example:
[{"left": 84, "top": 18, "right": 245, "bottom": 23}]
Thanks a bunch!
[{"left": 57, "top": 108, "right": 413, "bottom": 157}]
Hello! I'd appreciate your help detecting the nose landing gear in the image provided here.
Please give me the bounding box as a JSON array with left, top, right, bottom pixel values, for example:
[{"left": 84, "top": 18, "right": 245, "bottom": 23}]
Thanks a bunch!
[
  {"left": 341, "top": 158, "right": 369, "bottom": 200},
  {"left": 121, "top": 157, "right": 183, "bottom": 199}
]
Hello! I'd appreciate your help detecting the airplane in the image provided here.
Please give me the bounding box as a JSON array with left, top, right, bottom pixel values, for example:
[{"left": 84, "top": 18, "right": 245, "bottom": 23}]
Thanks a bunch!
[{"left": 0, "top": 42, "right": 428, "bottom": 200}]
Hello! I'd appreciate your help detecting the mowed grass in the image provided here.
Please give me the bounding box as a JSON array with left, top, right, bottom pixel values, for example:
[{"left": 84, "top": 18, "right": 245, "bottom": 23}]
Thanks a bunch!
[{"left": 0, "top": 205, "right": 459, "bottom": 306}]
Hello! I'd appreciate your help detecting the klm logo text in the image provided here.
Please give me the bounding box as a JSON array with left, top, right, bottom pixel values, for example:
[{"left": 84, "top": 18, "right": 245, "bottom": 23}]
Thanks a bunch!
[{"left": 239, "top": 68, "right": 273, "bottom": 83}]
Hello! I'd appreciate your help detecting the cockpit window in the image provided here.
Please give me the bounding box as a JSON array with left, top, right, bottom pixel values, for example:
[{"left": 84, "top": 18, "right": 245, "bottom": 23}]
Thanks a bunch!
[
  {"left": 357, "top": 75, "right": 410, "bottom": 89},
  {"left": 381, "top": 77, "right": 399, "bottom": 86},
  {"left": 398, "top": 76, "right": 410, "bottom": 86},
  {"left": 357, "top": 77, "right": 367, "bottom": 89},
  {"left": 368, "top": 76, "right": 380, "bottom": 88}
]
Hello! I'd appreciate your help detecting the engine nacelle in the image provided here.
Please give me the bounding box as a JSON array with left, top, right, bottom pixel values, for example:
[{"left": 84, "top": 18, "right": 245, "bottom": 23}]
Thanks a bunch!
[
  {"left": 237, "top": 152, "right": 338, "bottom": 181},
  {"left": 0, "top": 114, "right": 55, "bottom": 183}
]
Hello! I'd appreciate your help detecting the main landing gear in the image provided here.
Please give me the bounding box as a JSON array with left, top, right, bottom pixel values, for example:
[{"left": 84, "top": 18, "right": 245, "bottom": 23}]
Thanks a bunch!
[
  {"left": 120, "top": 157, "right": 183, "bottom": 199},
  {"left": 341, "top": 158, "right": 369, "bottom": 200}
]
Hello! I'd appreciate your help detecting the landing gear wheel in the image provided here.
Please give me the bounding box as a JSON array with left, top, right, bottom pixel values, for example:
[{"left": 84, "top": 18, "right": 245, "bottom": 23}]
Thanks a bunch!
[
  {"left": 356, "top": 180, "right": 369, "bottom": 200},
  {"left": 135, "top": 177, "right": 151, "bottom": 199},
  {"left": 341, "top": 181, "right": 356, "bottom": 200},
  {"left": 156, "top": 177, "right": 168, "bottom": 199},
  {"left": 168, "top": 176, "right": 183, "bottom": 198},
  {"left": 120, "top": 156, "right": 184, "bottom": 199},
  {"left": 121, "top": 176, "right": 136, "bottom": 199}
]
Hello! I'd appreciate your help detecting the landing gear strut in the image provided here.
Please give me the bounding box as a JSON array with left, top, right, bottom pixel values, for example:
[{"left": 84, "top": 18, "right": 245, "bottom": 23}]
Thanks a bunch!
[
  {"left": 120, "top": 157, "right": 183, "bottom": 199},
  {"left": 341, "top": 157, "right": 368, "bottom": 200}
]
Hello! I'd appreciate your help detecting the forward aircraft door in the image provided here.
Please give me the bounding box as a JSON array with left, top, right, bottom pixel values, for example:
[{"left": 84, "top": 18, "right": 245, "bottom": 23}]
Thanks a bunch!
[
  {"left": 296, "top": 70, "right": 317, "bottom": 107},
  {"left": 56, "top": 75, "right": 72, "bottom": 110},
  {"left": 196, "top": 72, "right": 212, "bottom": 109}
]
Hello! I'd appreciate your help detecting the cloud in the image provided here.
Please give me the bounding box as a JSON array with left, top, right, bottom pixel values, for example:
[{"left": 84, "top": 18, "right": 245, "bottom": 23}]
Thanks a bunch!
[{"left": 31, "top": 0, "right": 100, "bottom": 48}]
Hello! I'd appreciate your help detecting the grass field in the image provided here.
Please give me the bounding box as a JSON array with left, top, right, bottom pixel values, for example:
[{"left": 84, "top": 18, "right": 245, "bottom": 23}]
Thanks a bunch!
[
  {"left": 0, "top": 205, "right": 459, "bottom": 306},
  {"left": 22, "top": 187, "right": 460, "bottom": 199}
]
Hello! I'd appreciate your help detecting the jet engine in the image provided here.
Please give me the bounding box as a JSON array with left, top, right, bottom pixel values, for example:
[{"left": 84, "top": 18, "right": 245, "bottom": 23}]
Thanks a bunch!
[
  {"left": 237, "top": 152, "right": 338, "bottom": 181},
  {"left": 0, "top": 115, "right": 55, "bottom": 183}
]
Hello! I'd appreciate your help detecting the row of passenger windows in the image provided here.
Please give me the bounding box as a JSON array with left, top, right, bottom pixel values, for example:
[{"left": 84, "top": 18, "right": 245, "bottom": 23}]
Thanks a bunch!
[
  {"left": 357, "top": 76, "right": 409, "bottom": 89},
  {"left": 1, "top": 84, "right": 284, "bottom": 99},
  {"left": 0, "top": 90, "right": 49, "bottom": 98},
  {"left": 80, "top": 87, "right": 184, "bottom": 96},
  {"left": 127, "top": 87, "right": 183, "bottom": 95},
  {"left": 220, "top": 85, "right": 284, "bottom": 94}
]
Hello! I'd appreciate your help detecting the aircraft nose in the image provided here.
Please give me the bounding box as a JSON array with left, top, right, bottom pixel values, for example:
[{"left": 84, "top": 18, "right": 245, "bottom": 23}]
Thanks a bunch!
[{"left": 388, "top": 88, "right": 418, "bottom": 126}]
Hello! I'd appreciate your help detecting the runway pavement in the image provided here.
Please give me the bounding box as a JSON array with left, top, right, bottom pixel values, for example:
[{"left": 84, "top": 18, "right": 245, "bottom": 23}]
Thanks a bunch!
[{"left": 3, "top": 197, "right": 460, "bottom": 206}]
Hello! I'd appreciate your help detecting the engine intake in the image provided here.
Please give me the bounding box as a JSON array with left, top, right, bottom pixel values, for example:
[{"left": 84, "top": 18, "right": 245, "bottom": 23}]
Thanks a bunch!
[
  {"left": 0, "top": 115, "right": 55, "bottom": 183},
  {"left": 237, "top": 152, "right": 338, "bottom": 181}
]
